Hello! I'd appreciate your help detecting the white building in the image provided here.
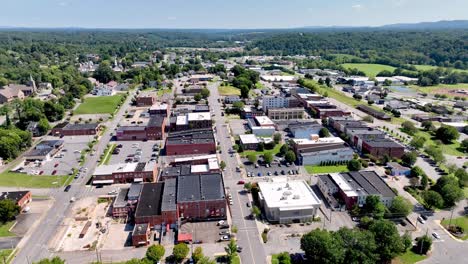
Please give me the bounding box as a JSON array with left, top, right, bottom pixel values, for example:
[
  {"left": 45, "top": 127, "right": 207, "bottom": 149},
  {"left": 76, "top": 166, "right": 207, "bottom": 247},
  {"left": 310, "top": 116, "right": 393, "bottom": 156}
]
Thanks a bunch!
[
  {"left": 92, "top": 83, "right": 115, "bottom": 96},
  {"left": 258, "top": 178, "right": 321, "bottom": 224},
  {"left": 260, "top": 75, "right": 296, "bottom": 82}
]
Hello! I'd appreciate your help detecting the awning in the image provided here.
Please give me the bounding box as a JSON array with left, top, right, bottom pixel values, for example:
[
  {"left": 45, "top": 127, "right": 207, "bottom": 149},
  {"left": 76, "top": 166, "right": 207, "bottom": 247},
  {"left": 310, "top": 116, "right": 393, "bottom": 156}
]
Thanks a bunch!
[
  {"left": 177, "top": 233, "right": 192, "bottom": 242},
  {"left": 92, "top": 180, "right": 114, "bottom": 184},
  {"left": 134, "top": 178, "right": 143, "bottom": 183}
]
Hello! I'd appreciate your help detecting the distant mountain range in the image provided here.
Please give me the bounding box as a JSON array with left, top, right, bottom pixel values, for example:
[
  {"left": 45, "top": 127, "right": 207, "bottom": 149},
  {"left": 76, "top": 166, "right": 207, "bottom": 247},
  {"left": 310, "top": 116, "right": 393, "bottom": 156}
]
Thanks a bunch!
[{"left": 0, "top": 20, "right": 467, "bottom": 32}]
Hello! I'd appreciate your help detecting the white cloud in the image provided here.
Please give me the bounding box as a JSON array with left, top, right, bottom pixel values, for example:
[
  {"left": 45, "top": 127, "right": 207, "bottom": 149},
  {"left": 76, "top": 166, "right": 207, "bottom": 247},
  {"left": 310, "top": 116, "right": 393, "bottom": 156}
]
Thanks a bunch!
[
  {"left": 167, "top": 16, "right": 177, "bottom": 20},
  {"left": 352, "top": 4, "right": 363, "bottom": 11},
  {"left": 58, "top": 1, "right": 69, "bottom": 7}
]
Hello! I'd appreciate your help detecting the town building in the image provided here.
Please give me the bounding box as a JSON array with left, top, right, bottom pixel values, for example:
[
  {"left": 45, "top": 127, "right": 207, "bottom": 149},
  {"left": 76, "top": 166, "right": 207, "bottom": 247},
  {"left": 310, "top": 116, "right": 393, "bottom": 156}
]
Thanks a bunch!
[
  {"left": 149, "top": 103, "right": 169, "bottom": 117},
  {"left": 387, "top": 162, "right": 411, "bottom": 176},
  {"left": 258, "top": 178, "right": 321, "bottom": 224},
  {"left": 134, "top": 180, "right": 178, "bottom": 226},
  {"left": 288, "top": 121, "right": 322, "bottom": 138},
  {"left": 0, "top": 191, "right": 32, "bottom": 209},
  {"left": 51, "top": 123, "right": 101, "bottom": 136},
  {"left": 24, "top": 140, "right": 64, "bottom": 161},
  {"left": 111, "top": 183, "right": 142, "bottom": 218},
  {"left": 239, "top": 134, "right": 260, "bottom": 150},
  {"left": 92, "top": 162, "right": 158, "bottom": 185},
  {"left": 189, "top": 74, "right": 213, "bottom": 83},
  {"left": 92, "top": 83, "right": 115, "bottom": 96},
  {"left": 357, "top": 105, "right": 391, "bottom": 121},
  {"left": 361, "top": 139, "right": 405, "bottom": 159},
  {"left": 136, "top": 92, "right": 156, "bottom": 106},
  {"left": 116, "top": 115, "right": 166, "bottom": 141},
  {"left": 292, "top": 137, "right": 354, "bottom": 165},
  {"left": 132, "top": 223, "right": 151, "bottom": 247},
  {"left": 165, "top": 129, "right": 216, "bottom": 156},
  {"left": 224, "top": 95, "right": 241, "bottom": 104},
  {"left": 247, "top": 116, "right": 276, "bottom": 136},
  {"left": 262, "top": 96, "right": 300, "bottom": 112},
  {"left": 320, "top": 171, "right": 396, "bottom": 209},
  {"left": 0, "top": 85, "right": 25, "bottom": 103},
  {"left": 267, "top": 108, "right": 304, "bottom": 120},
  {"left": 177, "top": 173, "right": 226, "bottom": 220},
  {"left": 187, "top": 112, "right": 212, "bottom": 129}
]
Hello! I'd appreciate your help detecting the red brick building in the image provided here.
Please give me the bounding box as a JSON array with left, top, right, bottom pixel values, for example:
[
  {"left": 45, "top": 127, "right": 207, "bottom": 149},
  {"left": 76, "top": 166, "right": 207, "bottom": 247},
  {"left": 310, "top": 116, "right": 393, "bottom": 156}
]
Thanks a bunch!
[
  {"left": 0, "top": 191, "right": 32, "bottom": 209},
  {"left": 165, "top": 129, "right": 216, "bottom": 156},
  {"left": 361, "top": 139, "right": 405, "bottom": 159},
  {"left": 177, "top": 174, "right": 226, "bottom": 221},
  {"left": 136, "top": 94, "right": 155, "bottom": 106},
  {"left": 51, "top": 123, "right": 100, "bottom": 136},
  {"left": 132, "top": 223, "right": 151, "bottom": 247},
  {"left": 93, "top": 162, "right": 158, "bottom": 185},
  {"left": 116, "top": 116, "right": 166, "bottom": 141},
  {"left": 134, "top": 180, "right": 178, "bottom": 226}
]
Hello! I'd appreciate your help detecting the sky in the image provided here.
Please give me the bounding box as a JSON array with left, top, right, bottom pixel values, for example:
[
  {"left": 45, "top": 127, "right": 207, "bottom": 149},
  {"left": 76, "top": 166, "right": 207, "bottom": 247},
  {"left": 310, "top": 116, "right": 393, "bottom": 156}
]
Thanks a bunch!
[{"left": 0, "top": 0, "right": 467, "bottom": 29}]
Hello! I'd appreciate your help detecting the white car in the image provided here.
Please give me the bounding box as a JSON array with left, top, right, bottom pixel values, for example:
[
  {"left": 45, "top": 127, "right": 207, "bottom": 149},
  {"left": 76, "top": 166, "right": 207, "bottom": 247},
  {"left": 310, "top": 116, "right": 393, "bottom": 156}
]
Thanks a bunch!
[
  {"left": 432, "top": 232, "right": 441, "bottom": 239},
  {"left": 217, "top": 220, "right": 225, "bottom": 226},
  {"left": 417, "top": 216, "right": 426, "bottom": 224}
]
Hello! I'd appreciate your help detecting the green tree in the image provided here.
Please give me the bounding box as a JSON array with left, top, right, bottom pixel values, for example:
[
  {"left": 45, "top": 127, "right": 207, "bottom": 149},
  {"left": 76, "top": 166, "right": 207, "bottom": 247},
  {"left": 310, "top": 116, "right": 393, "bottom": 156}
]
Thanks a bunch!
[
  {"left": 279, "top": 144, "right": 289, "bottom": 156},
  {"left": 33, "top": 257, "right": 65, "bottom": 264},
  {"left": 421, "top": 174, "right": 429, "bottom": 190},
  {"left": 300, "top": 228, "right": 345, "bottom": 264},
  {"left": 368, "top": 219, "right": 405, "bottom": 262},
  {"left": 410, "top": 136, "right": 426, "bottom": 150},
  {"left": 435, "top": 125, "right": 460, "bottom": 143},
  {"left": 389, "top": 196, "right": 412, "bottom": 218},
  {"left": 244, "top": 182, "right": 252, "bottom": 192},
  {"left": 247, "top": 154, "right": 257, "bottom": 164},
  {"left": 251, "top": 206, "right": 261, "bottom": 218},
  {"left": 273, "top": 133, "right": 282, "bottom": 144},
  {"left": 194, "top": 93, "right": 202, "bottom": 102},
  {"left": 264, "top": 152, "right": 273, "bottom": 164},
  {"left": 192, "top": 246, "right": 204, "bottom": 263},
  {"left": 200, "top": 88, "right": 210, "bottom": 99},
  {"left": 364, "top": 195, "right": 386, "bottom": 219},
  {"left": 347, "top": 159, "right": 362, "bottom": 171},
  {"left": 410, "top": 166, "right": 424, "bottom": 178},
  {"left": 146, "top": 244, "right": 165, "bottom": 263},
  {"left": 319, "top": 127, "right": 331, "bottom": 137},
  {"left": 423, "top": 190, "right": 444, "bottom": 209},
  {"left": 401, "top": 151, "right": 417, "bottom": 167},
  {"left": 94, "top": 61, "right": 115, "bottom": 83},
  {"left": 37, "top": 118, "right": 51, "bottom": 136},
  {"left": 225, "top": 239, "right": 238, "bottom": 263},
  {"left": 219, "top": 161, "right": 226, "bottom": 170},
  {"left": 440, "top": 183, "right": 464, "bottom": 206},
  {"left": 421, "top": 121, "right": 435, "bottom": 131},
  {"left": 461, "top": 139, "right": 468, "bottom": 153},
  {"left": 401, "top": 121, "right": 418, "bottom": 135},
  {"left": 454, "top": 168, "right": 468, "bottom": 187},
  {"left": 425, "top": 145, "right": 445, "bottom": 164},
  {"left": 415, "top": 235, "right": 432, "bottom": 254},
  {"left": 0, "top": 199, "right": 20, "bottom": 222},
  {"left": 232, "top": 101, "right": 245, "bottom": 110},
  {"left": 335, "top": 228, "right": 378, "bottom": 264},
  {"left": 172, "top": 243, "right": 189, "bottom": 263},
  {"left": 275, "top": 252, "right": 292, "bottom": 264},
  {"left": 197, "top": 256, "right": 216, "bottom": 264},
  {"left": 285, "top": 150, "right": 296, "bottom": 163}
]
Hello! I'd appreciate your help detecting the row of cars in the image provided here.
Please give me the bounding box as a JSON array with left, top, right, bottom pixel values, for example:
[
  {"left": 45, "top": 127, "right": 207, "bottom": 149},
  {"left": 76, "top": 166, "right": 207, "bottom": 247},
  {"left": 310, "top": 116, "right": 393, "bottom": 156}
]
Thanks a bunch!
[{"left": 246, "top": 169, "right": 300, "bottom": 177}]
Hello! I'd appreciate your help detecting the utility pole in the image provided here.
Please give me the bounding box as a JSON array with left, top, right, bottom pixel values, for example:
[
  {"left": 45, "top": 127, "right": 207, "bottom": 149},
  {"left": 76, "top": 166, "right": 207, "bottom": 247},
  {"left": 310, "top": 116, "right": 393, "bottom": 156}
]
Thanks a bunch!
[{"left": 448, "top": 206, "right": 455, "bottom": 228}]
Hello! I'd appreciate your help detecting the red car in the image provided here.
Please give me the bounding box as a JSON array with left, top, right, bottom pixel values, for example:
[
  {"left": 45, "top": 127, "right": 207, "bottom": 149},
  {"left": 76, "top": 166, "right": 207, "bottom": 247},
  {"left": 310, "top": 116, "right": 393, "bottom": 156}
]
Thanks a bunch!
[
  {"left": 54, "top": 163, "right": 59, "bottom": 167},
  {"left": 39, "top": 171, "right": 44, "bottom": 175},
  {"left": 52, "top": 170, "right": 57, "bottom": 175},
  {"left": 237, "top": 180, "right": 245, "bottom": 185}
]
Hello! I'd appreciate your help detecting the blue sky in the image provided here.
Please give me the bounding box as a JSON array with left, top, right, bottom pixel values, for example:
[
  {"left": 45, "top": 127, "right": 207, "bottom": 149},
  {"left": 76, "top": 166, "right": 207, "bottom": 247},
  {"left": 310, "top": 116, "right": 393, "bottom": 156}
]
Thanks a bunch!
[{"left": 1, "top": 0, "right": 467, "bottom": 28}]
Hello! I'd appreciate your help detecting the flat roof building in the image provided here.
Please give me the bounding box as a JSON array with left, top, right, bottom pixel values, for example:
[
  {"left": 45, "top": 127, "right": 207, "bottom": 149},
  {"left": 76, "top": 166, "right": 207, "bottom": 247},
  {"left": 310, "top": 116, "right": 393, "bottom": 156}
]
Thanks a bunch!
[{"left": 258, "top": 178, "right": 321, "bottom": 224}]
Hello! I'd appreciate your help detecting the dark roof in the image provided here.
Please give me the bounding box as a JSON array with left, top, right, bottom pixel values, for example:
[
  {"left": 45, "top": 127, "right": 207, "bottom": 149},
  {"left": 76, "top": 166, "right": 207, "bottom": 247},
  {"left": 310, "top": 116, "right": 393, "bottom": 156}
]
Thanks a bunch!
[
  {"left": 113, "top": 188, "right": 129, "bottom": 208},
  {"left": 147, "top": 116, "right": 165, "bottom": 127},
  {"left": 135, "top": 182, "right": 164, "bottom": 217},
  {"left": 161, "top": 178, "right": 177, "bottom": 211},
  {"left": 161, "top": 165, "right": 191, "bottom": 178},
  {"left": 177, "top": 173, "right": 224, "bottom": 202},
  {"left": 317, "top": 174, "right": 338, "bottom": 190},
  {"left": 64, "top": 123, "right": 99, "bottom": 130},
  {"left": 347, "top": 172, "right": 379, "bottom": 195},
  {"left": 340, "top": 171, "right": 396, "bottom": 198},
  {"left": 357, "top": 171, "right": 396, "bottom": 198},
  {"left": 53, "top": 122, "right": 68, "bottom": 129},
  {"left": 364, "top": 139, "right": 403, "bottom": 148},
  {"left": 133, "top": 223, "right": 149, "bottom": 236},
  {"left": 128, "top": 183, "right": 143, "bottom": 200},
  {"left": 166, "top": 129, "right": 214, "bottom": 145},
  {"left": 37, "top": 140, "right": 63, "bottom": 148},
  {"left": 194, "top": 105, "right": 210, "bottom": 111},
  {"left": 118, "top": 126, "right": 146, "bottom": 131},
  {"left": 288, "top": 121, "right": 319, "bottom": 130},
  {"left": 357, "top": 105, "right": 391, "bottom": 119},
  {"left": 0, "top": 191, "right": 30, "bottom": 203},
  {"left": 26, "top": 148, "right": 53, "bottom": 157}
]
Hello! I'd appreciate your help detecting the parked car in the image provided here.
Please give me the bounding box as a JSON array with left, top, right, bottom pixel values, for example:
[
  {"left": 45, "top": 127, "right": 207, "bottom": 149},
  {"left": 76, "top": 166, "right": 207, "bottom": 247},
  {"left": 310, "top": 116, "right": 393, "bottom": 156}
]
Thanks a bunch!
[
  {"left": 64, "top": 185, "right": 71, "bottom": 192},
  {"left": 432, "top": 232, "right": 441, "bottom": 239},
  {"left": 237, "top": 180, "right": 245, "bottom": 185},
  {"left": 217, "top": 220, "right": 225, "bottom": 226},
  {"left": 52, "top": 170, "right": 57, "bottom": 175},
  {"left": 420, "top": 214, "right": 428, "bottom": 221},
  {"left": 246, "top": 202, "right": 251, "bottom": 207},
  {"left": 417, "top": 216, "right": 426, "bottom": 224},
  {"left": 219, "top": 224, "right": 230, "bottom": 229},
  {"left": 219, "top": 231, "right": 230, "bottom": 236},
  {"left": 54, "top": 163, "right": 59, "bottom": 168}
]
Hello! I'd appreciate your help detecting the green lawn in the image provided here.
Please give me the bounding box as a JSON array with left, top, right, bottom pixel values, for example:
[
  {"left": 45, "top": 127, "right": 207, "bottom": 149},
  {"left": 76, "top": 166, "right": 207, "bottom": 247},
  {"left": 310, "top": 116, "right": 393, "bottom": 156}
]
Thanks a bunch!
[
  {"left": 414, "top": 130, "right": 464, "bottom": 156},
  {"left": 0, "top": 249, "right": 14, "bottom": 262},
  {"left": 218, "top": 85, "right": 241, "bottom": 96},
  {"left": 413, "top": 65, "right": 468, "bottom": 73},
  {"left": 395, "top": 250, "right": 427, "bottom": 264},
  {"left": 100, "top": 144, "right": 116, "bottom": 165},
  {"left": 255, "top": 82, "right": 265, "bottom": 89},
  {"left": 75, "top": 94, "right": 124, "bottom": 115},
  {"left": 410, "top": 83, "right": 468, "bottom": 95},
  {"left": 0, "top": 221, "right": 15, "bottom": 237},
  {"left": 241, "top": 144, "right": 282, "bottom": 158},
  {"left": 157, "top": 88, "right": 172, "bottom": 96},
  {"left": 441, "top": 216, "right": 468, "bottom": 240},
  {"left": 0, "top": 171, "right": 69, "bottom": 188},
  {"left": 341, "top": 63, "right": 396, "bottom": 77},
  {"left": 305, "top": 165, "right": 349, "bottom": 174}
]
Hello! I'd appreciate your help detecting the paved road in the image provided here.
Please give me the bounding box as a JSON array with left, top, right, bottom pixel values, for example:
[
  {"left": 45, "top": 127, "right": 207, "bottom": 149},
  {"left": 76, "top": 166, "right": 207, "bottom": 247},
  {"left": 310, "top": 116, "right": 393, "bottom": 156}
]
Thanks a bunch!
[
  {"left": 208, "top": 81, "right": 268, "bottom": 264},
  {"left": 12, "top": 91, "right": 136, "bottom": 264}
]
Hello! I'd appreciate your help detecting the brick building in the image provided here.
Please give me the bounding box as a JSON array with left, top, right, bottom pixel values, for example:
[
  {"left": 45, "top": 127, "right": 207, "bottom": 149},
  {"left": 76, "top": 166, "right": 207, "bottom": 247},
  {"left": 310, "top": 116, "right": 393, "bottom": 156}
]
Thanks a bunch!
[
  {"left": 116, "top": 116, "right": 166, "bottom": 141},
  {"left": 132, "top": 223, "right": 151, "bottom": 247},
  {"left": 136, "top": 93, "right": 156, "bottom": 106},
  {"left": 177, "top": 174, "right": 226, "bottom": 221},
  {"left": 51, "top": 122, "right": 101, "bottom": 136},
  {"left": 0, "top": 191, "right": 32, "bottom": 209},
  {"left": 165, "top": 129, "right": 216, "bottom": 156},
  {"left": 93, "top": 162, "right": 158, "bottom": 185},
  {"left": 361, "top": 139, "right": 405, "bottom": 159},
  {"left": 134, "top": 180, "right": 178, "bottom": 226}
]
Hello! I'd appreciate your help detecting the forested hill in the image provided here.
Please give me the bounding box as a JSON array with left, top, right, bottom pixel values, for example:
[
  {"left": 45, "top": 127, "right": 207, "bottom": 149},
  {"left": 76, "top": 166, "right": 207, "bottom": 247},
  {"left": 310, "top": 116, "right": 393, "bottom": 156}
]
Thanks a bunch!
[{"left": 247, "top": 31, "right": 468, "bottom": 68}]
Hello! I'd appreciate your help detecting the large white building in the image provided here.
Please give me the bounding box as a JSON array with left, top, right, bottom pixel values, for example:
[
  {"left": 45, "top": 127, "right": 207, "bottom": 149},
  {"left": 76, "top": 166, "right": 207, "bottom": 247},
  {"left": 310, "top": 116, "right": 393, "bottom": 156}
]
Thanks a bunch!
[{"left": 258, "top": 178, "right": 321, "bottom": 224}]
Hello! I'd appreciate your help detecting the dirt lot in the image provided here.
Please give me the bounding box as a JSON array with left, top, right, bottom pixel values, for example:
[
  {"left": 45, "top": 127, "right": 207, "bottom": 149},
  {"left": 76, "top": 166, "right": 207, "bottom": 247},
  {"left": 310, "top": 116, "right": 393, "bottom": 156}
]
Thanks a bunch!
[{"left": 58, "top": 197, "right": 115, "bottom": 252}]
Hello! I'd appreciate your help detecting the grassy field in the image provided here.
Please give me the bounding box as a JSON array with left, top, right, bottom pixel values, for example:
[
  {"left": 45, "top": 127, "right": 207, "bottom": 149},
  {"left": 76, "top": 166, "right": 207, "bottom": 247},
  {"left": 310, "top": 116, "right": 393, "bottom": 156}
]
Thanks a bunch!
[
  {"left": 240, "top": 144, "right": 282, "bottom": 158},
  {"left": 413, "top": 65, "right": 468, "bottom": 73},
  {"left": 0, "top": 171, "right": 69, "bottom": 188},
  {"left": 0, "top": 249, "right": 13, "bottom": 262},
  {"left": 395, "top": 250, "right": 427, "bottom": 264},
  {"left": 75, "top": 94, "right": 124, "bottom": 115},
  {"left": 157, "top": 88, "right": 172, "bottom": 96},
  {"left": 305, "top": 165, "right": 349, "bottom": 174},
  {"left": 414, "top": 130, "right": 464, "bottom": 156},
  {"left": 0, "top": 221, "right": 15, "bottom": 237},
  {"left": 441, "top": 216, "right": 468, "bottom": 240},
  {"left": 100, "top": 144, "right": 116, "bottom": 165},
  {"left": 410, "top": 83, "right": 468, "bottom": 94},
  {"left": 218, "top": 85, "right": 241, "bottom": 96},
  {"left": 341, "top": 63, "right": 396, "bottom": 77}
]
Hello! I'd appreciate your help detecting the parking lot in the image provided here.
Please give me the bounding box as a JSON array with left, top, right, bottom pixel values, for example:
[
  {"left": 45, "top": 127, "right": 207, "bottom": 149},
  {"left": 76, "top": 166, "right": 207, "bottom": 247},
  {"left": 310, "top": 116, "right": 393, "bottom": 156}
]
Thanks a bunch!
[
  {"left": 17, "top": 135, "right": 93, "bottom": 176},
  {"left": 241, "top": 158, "right": 303, "bottom": 178},
  {"left": 106, "top": 140, "right": 163, "bottom": 165},
  {"left": 179, "top": 221, "right": 230, "bottom": 244},
  {"left": 228, "top": 119, "right": 247, "bottom": 136}
]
